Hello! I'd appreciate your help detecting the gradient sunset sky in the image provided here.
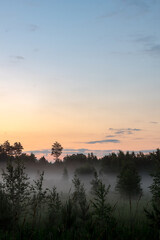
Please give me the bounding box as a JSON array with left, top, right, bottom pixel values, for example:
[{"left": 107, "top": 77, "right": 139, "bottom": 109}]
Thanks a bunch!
[{"left": 0, "top": 0, "right": 160, "bottom": 158}]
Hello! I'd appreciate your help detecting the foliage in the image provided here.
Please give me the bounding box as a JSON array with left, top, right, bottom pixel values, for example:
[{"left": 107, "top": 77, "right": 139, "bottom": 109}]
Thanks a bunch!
[
  {"left": 0, "top": 140, "right": 23, "bottom": 157},
  {"left": 150, "top": 169, "right": 160, "bottom": 205},
  {"left": 30, "top": 171, "right": 47, "bottom": 227},
  {"left": 145, "top": 150, "right": 160, "bottom": 234},
  {"left": 63, "top": 153, "right": 87, "bottom": 167},
  {"left": 116, "top": 162, "right": 142, "bottom": 199},
  {"left": 75, "top": 164, "right": 95, "bottom": 176},
  {"left": 13, "top": 142, "right": 23, "bottom": 157},
  {"left": 87, "top": 152, "right": 98, "bottom": 164},
  {"left": 72, "top": 174, "right": 90, "bottom": 221},
  {"left": 71, "top": 174, "right": 91, "bottom": 238},
  {"left": 51, "top": 142, "right": 63, "bottom": 162},
  {"left": 90, "top": 171, "right": 116, "bottom": 236},
  {"left": 2, "top": 159, "right": 30, "bottom": 225},
  {"left": 145, "top": 203, "right": 160, "bottom": 229},
  {"left": 46, "top": 186, "right": 62, "bottom": 229},
  {"left": 149, "top": 149, "right": 160, "bottom": 205},
  {"left": 0, "top": 184, "right": 13, "bottom": 230},
  {"left": 100, "top": 150, "right": 154, "bottom": 173},
  {"left": 61, "top": 196, "right": 77, "bottom": 232}
]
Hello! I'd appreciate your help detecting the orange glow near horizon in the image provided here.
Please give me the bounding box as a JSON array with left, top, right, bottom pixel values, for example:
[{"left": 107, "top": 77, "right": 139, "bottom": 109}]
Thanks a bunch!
[{"left": 0, "top": 121, "right": 160, "bottom": 158}]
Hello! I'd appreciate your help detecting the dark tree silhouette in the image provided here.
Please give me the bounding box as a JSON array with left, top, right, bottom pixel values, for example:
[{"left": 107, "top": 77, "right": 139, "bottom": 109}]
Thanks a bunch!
[
  {"left": 145, "top": 149, "right": 160, "bottom": 231},
  {"left": 116, "top": 162, "right": 142, "bottom": 212},
  {"left": 2, "top": 159, "right": 30, "bottom": 225},
  {"left": 39, "top": 156, "right": 48, "bottom": 165},
  {"left": 63, "top": 154, "right": 87, "bottom": 167},
  {"left": 51, "top": 142, "right": 63, "bottom": 162},
  {"left": 148, "top": 149, "right": 160, "bottom": 204},
  {"left": 13, "top": 142, "right": 23, "bottom": 157},
  {"left": 2, "top": 141, "right": 13, "bottom": 156},
  {"left": 0, "top": 141, "right": 23, "bottom": 158}
]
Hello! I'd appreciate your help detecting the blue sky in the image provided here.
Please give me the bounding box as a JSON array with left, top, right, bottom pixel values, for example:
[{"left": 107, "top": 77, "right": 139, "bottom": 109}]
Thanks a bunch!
[{"left": 0, "top": 0, "right": 160, "bottom": 158}]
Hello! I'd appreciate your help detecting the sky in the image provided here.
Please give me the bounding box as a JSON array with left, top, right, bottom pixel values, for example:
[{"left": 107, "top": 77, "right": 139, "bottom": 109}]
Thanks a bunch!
[{"left": 0, "top": 0, "right": 160, "bottom": 159}]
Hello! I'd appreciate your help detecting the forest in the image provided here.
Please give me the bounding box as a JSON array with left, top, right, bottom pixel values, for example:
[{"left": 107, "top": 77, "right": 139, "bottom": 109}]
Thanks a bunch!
[{"left": 0, "top": 140, "right": 160, "bottom": 240}]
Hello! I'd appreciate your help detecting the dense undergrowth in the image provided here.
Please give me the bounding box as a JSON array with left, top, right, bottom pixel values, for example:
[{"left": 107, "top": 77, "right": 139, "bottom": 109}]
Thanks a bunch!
[{"left": 0, "top": 158, "right": 159, "bottom": 240}]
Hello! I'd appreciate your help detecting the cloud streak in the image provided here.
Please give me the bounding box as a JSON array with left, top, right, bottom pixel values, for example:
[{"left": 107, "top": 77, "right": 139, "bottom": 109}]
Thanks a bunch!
[
  {"left": 29, "top": 24, "right": 39, "bottom": 32},
  {"left": 145, "top": 44, "right": 160, "bottom": 57},
  {"left": 150, "top": 121, "right": 159, "bottom": 124},
  {"left": 133, "top": 34, "right": 160, "bottom": 57},
  {"left": 10, "top": 55, "right": 25, "bottom": 60},
  {"left": 122, "top": 0, "right": 149, "bottom": 12},
  {"left": 109, "top": 128, "right": 141, "bottom": 135},
  {"left": 85, "top": 139, "right": 120, "bottom": 144},
  {"left": 83, "top": 127, "right": 141, "bottom": 146},
  {"left": 98, "top": 0, "right": 152, "bottom": 20},
  {"left": 106, "top": 135, "right": 116, "bottom": 138}
]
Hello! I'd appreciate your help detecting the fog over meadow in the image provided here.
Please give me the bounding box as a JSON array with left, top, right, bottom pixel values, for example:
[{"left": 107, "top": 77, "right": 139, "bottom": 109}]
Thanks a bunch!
[{"left": 24, "top": 167, "right": 153, "bottom": 200}]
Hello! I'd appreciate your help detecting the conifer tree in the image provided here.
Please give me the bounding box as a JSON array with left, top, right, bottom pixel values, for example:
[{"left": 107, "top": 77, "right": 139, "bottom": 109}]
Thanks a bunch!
[
  {"left": 51, "top": 142, "right": 63, "bottom": 162},
  {"left": 116, "top": 162, "right": 142, "bottom": 212},
  {"left": 2, "top": 159, "right": 30, "bottom": 225}
]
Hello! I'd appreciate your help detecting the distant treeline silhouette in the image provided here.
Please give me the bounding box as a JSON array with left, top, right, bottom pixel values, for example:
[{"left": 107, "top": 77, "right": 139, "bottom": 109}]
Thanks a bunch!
[{"left": 0, "top": 140, "right": 159, "bottom": 173}]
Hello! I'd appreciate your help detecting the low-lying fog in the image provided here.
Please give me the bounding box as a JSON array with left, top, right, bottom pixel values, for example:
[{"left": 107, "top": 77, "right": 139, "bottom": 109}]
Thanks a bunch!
[
  {"left": 0, "top": 166, "right": 153, "bottom": 200},
  {"left": 28, "top": 170, "right": 153, "bottom": 199}
]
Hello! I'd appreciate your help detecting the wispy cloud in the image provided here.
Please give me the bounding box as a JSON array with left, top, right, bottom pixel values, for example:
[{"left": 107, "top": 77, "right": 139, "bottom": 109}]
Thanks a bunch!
[
  {"left": 122, "top": 0, "right": 149, "bottom": 12},
  {"left": 24, "top": 0, "right": 39, "bottom": 7},
  {"left": 26, "top": 149, "right": 50, "bottom": 154},
  {"left": 25, "top": 148, "right": 91, "bottom": 155},
  {"left": 98, "top": 0, "right": 151, "bottom": 20},
  {"left": 29, "top": 24, "right": 39, "bottom": 32},
  {"left": 85, "top": 139, "right": 120, "bottom": 144},
  {"left": 134, "top": 137, "right": 144, "bottom": 140},
  {"left": 133, "top": 34, "right": 160, "bottom": 57},
  {"left": 150, "top": 121, "right": 159, "bottom": 124},
  {"left": 109, "top": 128, "right": 141, "bottom": 135},
  {"left": 145, "top": 44, "right": 160, "bottom": 57},
  {"left": 10, "top": 55, "right": 25, "bottom": 60},
  {"left": 97, "top": 10, "right": 122, "bottom": 19},
  {"left": 106, "top": 135, "right": 116, "bottom": 138},
  {"left": 64, "top": 148, "right": 89, "bottom": 153},
  {"left": 135, "top": 35, "right": 156, "bottom": 45}
]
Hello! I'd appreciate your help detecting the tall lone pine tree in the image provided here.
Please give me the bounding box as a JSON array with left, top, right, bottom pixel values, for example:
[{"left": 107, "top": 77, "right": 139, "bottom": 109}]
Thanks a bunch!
[{"left": 51, "top": 142, "right": 63, "bottom": 162}]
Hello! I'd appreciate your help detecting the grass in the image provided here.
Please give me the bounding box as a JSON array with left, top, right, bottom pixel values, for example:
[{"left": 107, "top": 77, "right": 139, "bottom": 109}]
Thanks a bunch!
[{"left": 0, "top": 196, "right": 157, "bottom": 240}]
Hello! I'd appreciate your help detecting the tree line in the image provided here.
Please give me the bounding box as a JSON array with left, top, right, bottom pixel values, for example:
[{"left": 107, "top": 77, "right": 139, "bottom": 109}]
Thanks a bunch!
[{"left": 0, "top": 140, "right": 159, "bottom": 173}]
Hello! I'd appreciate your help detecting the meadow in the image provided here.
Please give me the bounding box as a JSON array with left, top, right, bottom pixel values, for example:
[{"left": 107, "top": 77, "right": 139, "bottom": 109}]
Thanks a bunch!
[{"left": 0, "top": 141, "right": 159, "bottom": 239}]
